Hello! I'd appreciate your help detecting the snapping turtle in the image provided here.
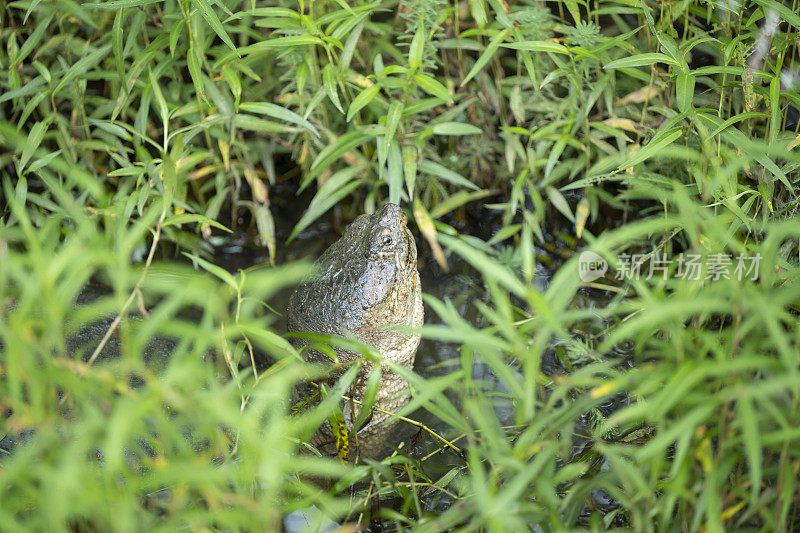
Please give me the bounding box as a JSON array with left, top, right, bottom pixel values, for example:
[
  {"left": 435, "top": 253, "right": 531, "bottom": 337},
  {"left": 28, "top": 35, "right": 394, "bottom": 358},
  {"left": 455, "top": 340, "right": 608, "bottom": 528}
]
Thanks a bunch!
[{"left": 287, "top": 203, "right": 423, "bottom": 458}]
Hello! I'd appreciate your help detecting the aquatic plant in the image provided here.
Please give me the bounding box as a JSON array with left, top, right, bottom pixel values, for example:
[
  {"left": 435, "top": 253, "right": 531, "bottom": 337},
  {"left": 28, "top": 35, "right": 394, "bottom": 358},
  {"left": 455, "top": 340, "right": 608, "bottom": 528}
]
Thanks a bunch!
[{"left": 1, "top": 0, "right": 799, "bottom": 530}]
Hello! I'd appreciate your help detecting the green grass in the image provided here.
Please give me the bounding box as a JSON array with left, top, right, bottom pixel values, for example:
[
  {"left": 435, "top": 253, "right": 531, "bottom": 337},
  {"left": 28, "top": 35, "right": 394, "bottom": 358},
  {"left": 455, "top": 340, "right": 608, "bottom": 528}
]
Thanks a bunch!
[{"left": 2, "top": 0, "right": 800, "bottom": 530}]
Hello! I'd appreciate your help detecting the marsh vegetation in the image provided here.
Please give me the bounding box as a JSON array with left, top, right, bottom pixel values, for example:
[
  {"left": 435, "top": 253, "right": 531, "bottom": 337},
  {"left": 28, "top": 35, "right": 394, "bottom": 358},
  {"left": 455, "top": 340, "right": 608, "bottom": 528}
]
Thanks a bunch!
[{"left": 1, "top": 0, "right": 800, "bottom": 530}]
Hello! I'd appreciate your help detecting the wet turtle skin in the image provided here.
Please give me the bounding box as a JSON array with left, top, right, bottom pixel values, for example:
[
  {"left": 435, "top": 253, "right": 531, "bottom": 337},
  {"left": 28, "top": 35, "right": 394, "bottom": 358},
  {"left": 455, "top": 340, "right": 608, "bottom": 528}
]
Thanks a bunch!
[{"left": 287, "top": 203, "right": 423, "bottom": 459}]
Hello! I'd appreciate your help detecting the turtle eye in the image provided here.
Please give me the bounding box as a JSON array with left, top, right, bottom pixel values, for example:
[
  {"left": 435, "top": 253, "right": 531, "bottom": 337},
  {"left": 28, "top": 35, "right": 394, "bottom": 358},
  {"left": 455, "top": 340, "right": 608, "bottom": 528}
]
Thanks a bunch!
[{"left": 373, "top": 229, "right": 394, "bottom": 254}]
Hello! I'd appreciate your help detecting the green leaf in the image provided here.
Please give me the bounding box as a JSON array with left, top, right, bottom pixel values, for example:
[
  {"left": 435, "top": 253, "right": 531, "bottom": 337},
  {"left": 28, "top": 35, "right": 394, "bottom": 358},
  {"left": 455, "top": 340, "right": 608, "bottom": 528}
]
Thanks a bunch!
[
  {"left": 13, "top": 14, "right": 52, "bottom": 67},
  {"left": 412, "top": 73, "right": 453, "bottom": 103},
  {"left": 83, "top": 0, "right": 164, "bottom": 8},
  {"left": 169, "top": 17, "right": 185, "bottom": 56},
  {"left": 354, "top": 367, "right": 382, "bottom": 432},
  {"left": 53, "top": 44, "right": 111, "bottom": 95},
  {"left": 387, "top": 141, "right": 402, "bottom": 205},
  {"left": 419, "top": 159, "right": 480, "bottom": 190},
  {"left": 239, "top": 102, "right": 318, "bottom": 135},
  {"left": 289, "top": 166, "right": 363, "bottom": 242},
  {"left": 408, "top": 23, "right": 425, "bottom": 69},
  {"left": 14, "top": 176, "right": 27, "bottom": 206},
  {"left": 108, "top": 166, "right": 145, "bottom": 177},
  {"left": 238, "top": 324, "right": 301, "bottom": 359},
  {"left": 187, "top": 43, "right": 207, "bottom": 104},
  {"left": 148, "top": 68, "right": 169, "bottom": 134},
  {"left": 253, "top": 203, "right": 276, "bottom": 260},
  {"left": 184, "top": 253, "right": 238, "bottom": 289},
  {"left": 432, "top": 122, "right": 483, "bottom": 135},
  {"left": 769, "top": 75, "right": 780, "bottom": 143},
  {"left": 30, "top": 62, "right": 50, "bottom": 85},
  {"left": 461, "top": 28, "right": 511, "bottom": 86},
  {"left": 752, "top": 0, "right": 800, "bottom": 30},
  {"left": 303, "top": 131, "right": 374, "bottom": 187},
  {"left": 604, "top": 53, "right": 678, "bottom": 69},
  {"left": 736, "top": 397, "right": 762, "bottom": 508},
  {"left": 695, "top": 112, "right": 793, "bottom": 192},
  {"left": 708, "top": 112, "right": 769, "bottom": 138},
  {"left": 161, "top": 152, "right": 177, "bottom": 206},
  {"left": 430, "top": 189, "right": 495, "bottom": 219},
  {"left": 27, "top": 149, "right": 61, "bottom": 173},
  {"left": 233, "top": 114, "right": 291, "bottom": 133},
  {"left": 562, "top": 0, "right": 580, "bottom": 23},
  {"left": 501, "top": 40, "right": 569, "bottom": 54},
  {"left": 402, "top": 144, "right": 418, "bottom": 199},
  {"left": 17, "top": 92, "right": 46, "bottom": 129},
  {"left": 675, "top": 73, "right": 695, "bottom": 113},
  {"left": 19, "top": 119, "right": 51, "bottom": 172},
  {"left": 546, "top": 186, "right": 574, "bottom": 222},
  {"left": 205, "top": 76, "right": 232, "bottom": 116},
  {"left": 414, "top": 198, "right": 448, "bottom": 271},
  {"left": 23, "top": 0, "right": 43, "bottom": 23},
  {"left": 617, "top": 127, "right": 683, "bottom": 169},
  {"left": 0, "top": 77, "right": 46, "bottom": 103},
  {"left": 323, "top": 64, "right": 343, "bottom": 113},
  {"left": 338, "top": 19, "right": 364, "bottom": 71},
  {"left": 303, "top": 87, "right": 327, "bottom": 120},
  {"left": 191, "top": 0, "right": 240, "bottom": 57},
  {"left": 346, "top": 84, "right": 380, "bottom": 122},
  {"left": 382, "top": 100, "right": 403, "bottom": 165},
  {"left": 236, "top": 35, "right": 322, "bottom": 58},
  {"left": 439, "top": 234, "right": 527, "bottom": 298},
  {"left": 238, "top": 7, "right": 300, "bottom": 17},
  {"left": 221, "top": 65, "right": 241, "bottom": 108},
  {"left": 164, "top": 213, "right": 232, "bottom": 233},
  {"left": 113, "top": 9, "right": 125, "bottom": 83},
  {"left": 301, "top": 365, "right": 362, "bottom": 443}
]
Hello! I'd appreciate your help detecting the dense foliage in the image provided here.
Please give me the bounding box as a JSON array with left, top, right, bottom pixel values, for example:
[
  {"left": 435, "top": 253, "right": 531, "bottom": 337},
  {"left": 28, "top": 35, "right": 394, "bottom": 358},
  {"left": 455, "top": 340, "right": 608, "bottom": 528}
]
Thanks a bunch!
[{"left": 1, "top": 0, "right": 800, "bottom": 530}]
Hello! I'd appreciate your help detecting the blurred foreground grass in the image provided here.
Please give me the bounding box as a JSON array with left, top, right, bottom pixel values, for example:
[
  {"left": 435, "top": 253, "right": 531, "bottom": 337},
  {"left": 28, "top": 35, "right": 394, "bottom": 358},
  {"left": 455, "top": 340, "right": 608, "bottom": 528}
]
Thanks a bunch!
[{"left": 2, "top": 0, "right": 800, "bottom": 530}]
